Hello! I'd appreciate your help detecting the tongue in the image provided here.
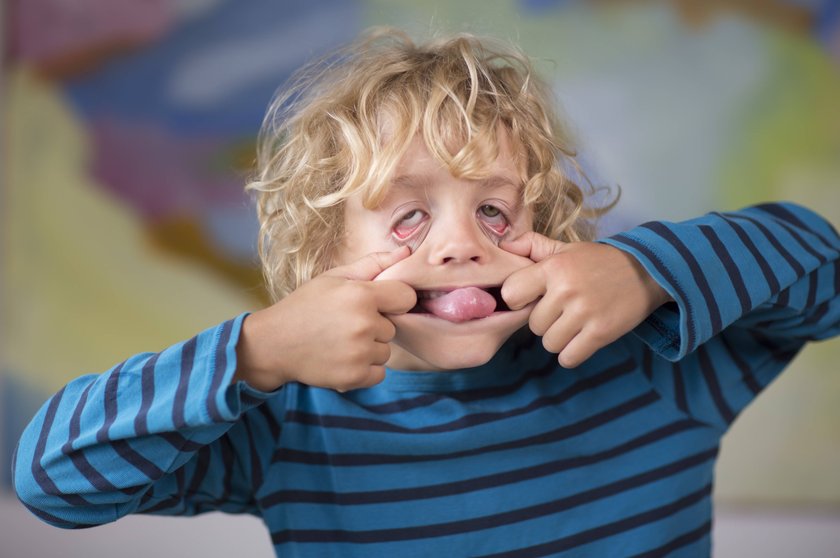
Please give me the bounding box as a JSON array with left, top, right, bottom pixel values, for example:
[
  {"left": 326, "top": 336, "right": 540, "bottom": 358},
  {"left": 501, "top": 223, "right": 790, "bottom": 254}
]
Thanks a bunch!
[{"left": 419, "top": 287, "right": 497, "bottom": 323}]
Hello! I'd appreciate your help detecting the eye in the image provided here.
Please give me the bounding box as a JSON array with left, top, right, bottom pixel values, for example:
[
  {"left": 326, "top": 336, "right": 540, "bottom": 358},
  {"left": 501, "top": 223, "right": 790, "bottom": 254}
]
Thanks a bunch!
[
  {"left": 477, "top": 204, "right": 509, "bottom": 235},
  {"left": 393, "top": 209, "right": 428, "bottom": 239}
]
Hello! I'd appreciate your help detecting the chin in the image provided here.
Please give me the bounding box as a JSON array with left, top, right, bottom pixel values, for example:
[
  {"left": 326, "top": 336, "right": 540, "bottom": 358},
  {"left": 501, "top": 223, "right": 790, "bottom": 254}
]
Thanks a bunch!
[
  {"left": 421, "top": 340, "right": 500, "bottom": 370},
  {"left": 388, "top": 309, "right": 530, "bottom": 371}
]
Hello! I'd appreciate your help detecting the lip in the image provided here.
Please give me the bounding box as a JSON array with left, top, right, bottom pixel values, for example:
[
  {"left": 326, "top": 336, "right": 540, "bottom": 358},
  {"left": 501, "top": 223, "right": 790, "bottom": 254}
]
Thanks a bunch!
[{"left": 392, "top": 302, "right": 533, "bottom": 330}]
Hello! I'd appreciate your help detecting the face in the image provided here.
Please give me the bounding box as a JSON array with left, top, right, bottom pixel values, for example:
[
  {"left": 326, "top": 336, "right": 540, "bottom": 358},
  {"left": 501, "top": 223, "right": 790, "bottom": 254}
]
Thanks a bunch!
[{"left": 339, "top": 132, "right": 536, "bottom": 371}]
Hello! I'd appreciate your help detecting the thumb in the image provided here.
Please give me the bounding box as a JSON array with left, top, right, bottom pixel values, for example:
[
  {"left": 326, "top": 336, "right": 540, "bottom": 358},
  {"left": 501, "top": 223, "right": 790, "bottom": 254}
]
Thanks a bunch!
[
  {"left": 500, "top": 232, "right": 566, "bottom": 263},
  {"left": 326, "top": 246, "right": 410, "bottom": 281}
]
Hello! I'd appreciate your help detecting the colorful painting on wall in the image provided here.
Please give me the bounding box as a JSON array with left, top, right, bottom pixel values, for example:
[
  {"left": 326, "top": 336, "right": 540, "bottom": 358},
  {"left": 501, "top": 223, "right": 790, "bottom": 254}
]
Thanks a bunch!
[{"left": 3, "top": 0, "right": 839, "bottom": 507}]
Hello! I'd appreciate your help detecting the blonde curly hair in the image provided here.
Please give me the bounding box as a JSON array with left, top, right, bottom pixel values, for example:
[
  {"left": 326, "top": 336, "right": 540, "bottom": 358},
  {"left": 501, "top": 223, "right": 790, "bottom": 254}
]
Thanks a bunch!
[{"left": 247, "top": 27, "right": 608, "bottom": 301}]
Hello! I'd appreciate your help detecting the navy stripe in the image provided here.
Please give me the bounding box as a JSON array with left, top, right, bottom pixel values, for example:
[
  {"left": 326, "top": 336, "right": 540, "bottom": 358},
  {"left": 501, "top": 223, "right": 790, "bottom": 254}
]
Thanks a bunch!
[
  {"left": 478, "top": 485, "right": 713, "bottom": 558},
  {"left": 641, "top": 348, "right": 653, "bottom": 381},
  {"left": 255, "top": 403, "right": 283, "bottom": 442},
  {"left": 260, "top": 419, "right": 699, "bottom": 508},
  {"left": 186, "top": 446, "right": 212, "bottom": 496},
  {"left": 699, "top": 224, "right": 750, "bottom": 315},
  {"left": 609, "top": 234, "right": 696, "bottom": 350},
  {"left": 727, "top": 213, "right": 805, "bottom": 278},
  {"left": 696, "top": 345, "right": 735, "bottom": 425},
  {"left": 271, "top": 449, "right": 718, "bottom": 544},
  {"left": 242, "top": 418, "right": 264, "bottom": 495},
  {"left": 62, "top": 383, "right": 121, "bottom": 493},
  {"left": 134, "top": 353, "right": 160, "bottom": 437},
  {"left": 284, "top": 358, "right": 636, "bottom": 434},
  {"left": 356, "top": 352, "right": 559, "bottom": 416},
  {"left": 719, "top": 334, "right": 762, "bottom": 395},
  {"left": 273, "top": 391, "right": 663, "bottom": 467},
  {"left": 754, "top": 203, "right": 838, "bottom": 249},
  {"left": 629, "top": 520, "right": 712, "bottom": 558},
  {"left": 777, "top": 284, "right": 791, "bottom": 308},
  {"left": 642, "top": 222, "right": 722, "bottom": 335},
  {"left": 802, "top": 300, "right": 831, "bottom": 328},
  {"left": 207, "top": 319, "right": 235, "bottom": 422},
  {"left": 218, "top": 435, "right": 236, "bottom": 504},
  {"left": 20, "top": 501, "right": 92, "bottom": 529},
  {"left": 775, "top": 220, "right": 829, "bottom": 265},
  {"left": 672, "top": 361, "right": 687, "bottom": 413},
  {"left": 31, "top": 386, "right": 92, "bottom": 507},
  {"left": 112, "top": 440, "right": 165, "bottom": 480},
  {"left": 806, "top": 269, "right": 818, "bottom": 311},
  {"left": 96, "top": 362, "right": 125, "bottom": 444},
  {"left": 715, "top": 213, "right": 779, "bottom": 294},
  {"left": 158, "top": 432, "right": 203, "bottom": 452},
  {"left": 173, "top": 336, "right": 197, "bottom": 429}
]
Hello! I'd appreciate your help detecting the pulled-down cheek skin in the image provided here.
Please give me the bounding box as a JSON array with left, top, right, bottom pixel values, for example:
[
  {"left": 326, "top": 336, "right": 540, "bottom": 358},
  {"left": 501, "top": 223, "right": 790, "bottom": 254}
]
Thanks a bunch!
[{"left": 411, "top": 286, "right": 511, "bottom": 323}]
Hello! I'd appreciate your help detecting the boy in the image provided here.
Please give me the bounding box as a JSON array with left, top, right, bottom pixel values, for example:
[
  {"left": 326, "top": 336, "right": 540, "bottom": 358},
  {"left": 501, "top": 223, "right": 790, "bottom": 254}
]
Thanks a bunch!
[{"left": 14, "top": 28, "right": 840, "bottom": 557}]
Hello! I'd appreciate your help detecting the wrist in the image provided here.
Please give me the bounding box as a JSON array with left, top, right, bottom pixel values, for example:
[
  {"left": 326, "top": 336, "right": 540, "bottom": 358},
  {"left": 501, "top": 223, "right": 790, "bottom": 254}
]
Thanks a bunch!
[{"left": 233, "top": 310, "right": 291, "bottom": 392}]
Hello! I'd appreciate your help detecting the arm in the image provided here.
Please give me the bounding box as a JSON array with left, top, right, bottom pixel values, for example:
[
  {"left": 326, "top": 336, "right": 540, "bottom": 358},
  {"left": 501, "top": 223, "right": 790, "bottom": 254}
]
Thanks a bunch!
[
  {"left": 602, "top": 202, "right": 840, "bottom": 428},
  {"left": 13, "top": 315, "right": 277, "bottom": 528}
]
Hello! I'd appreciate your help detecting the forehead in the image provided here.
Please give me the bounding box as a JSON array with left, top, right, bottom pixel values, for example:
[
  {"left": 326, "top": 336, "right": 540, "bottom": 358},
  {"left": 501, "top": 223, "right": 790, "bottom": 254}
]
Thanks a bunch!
[{"left": 391, "top": 130, "right": 524, "bottom": 187}]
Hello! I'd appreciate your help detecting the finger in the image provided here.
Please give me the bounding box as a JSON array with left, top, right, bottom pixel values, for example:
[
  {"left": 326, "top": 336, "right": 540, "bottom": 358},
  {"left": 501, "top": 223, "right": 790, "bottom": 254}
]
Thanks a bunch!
[
  {"left": 327, "top": 246, "right": 410, "bottom": 281},
  {"left": 500, "top": 231, "right": 566, "bottom": 263},
  {"left": 501, "top": 265, "right": 547, "bottom": 311},
  {"left": 370, "top": 341, "right": 392, "bottom": 366},
  {"left": 527, "top": 296, "right": 564, "bottom": 336},
  {"left": 371, "top": 280, "right": 417, "bottom": 314},
  {"left": 540, "top": 315, "right": 580, "bottom": 355},
  {"left": 556, "top": 330, "right": 598, "bottom": 368},
  {"left": 372, "top": 316, "right": 397, "bottom": 343}
]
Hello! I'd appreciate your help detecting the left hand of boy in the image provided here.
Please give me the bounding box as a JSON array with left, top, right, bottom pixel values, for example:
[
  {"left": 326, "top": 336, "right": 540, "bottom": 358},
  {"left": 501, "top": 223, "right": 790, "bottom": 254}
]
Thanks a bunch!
[{"left": 500, "top": 232, "right": 671, "bottom": 368}]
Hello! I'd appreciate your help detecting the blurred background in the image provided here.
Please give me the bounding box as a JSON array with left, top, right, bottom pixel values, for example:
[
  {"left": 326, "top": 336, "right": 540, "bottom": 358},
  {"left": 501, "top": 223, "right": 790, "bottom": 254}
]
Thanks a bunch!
[{"left": 1, "top": 0, "right": 839, "bottom": 556}]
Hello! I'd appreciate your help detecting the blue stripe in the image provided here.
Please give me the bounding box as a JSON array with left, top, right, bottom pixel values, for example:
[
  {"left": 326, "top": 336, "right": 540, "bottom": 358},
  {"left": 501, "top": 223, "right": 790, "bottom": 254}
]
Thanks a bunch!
[
  {"left": 134, "top": 353, "right": 161, "bottom": 436},
  {"left": 207, "top": 319, "right": 235, "bottom": 422},
  {"left": 31, "top": 387, "right": 92, "bottom": 507},
  {"left": 629, "top": 520, "right": 711, "bottom": 558},
  {"left": 271, "top": 449, "right": 718, "bottom": 544},
  {"left": 699, "top": 224, "right": 750, "bottom": 315},
  {"left": 273, "top": 391, "right": 662, "bottom": 466},
  {"left": 479, "top": 486, "right": 712, "bottom": 558},
  {"left": 284, "top": 358, "right": 636, "bottom": 434},
  {"left": 718, "top": 334, "right": 762, "bottom": 395},
  {"left": 671, "top": 360, "right": 687, "bottom": 413},
  {"left": 715, "top": 213, "right": 779, "bottom": 294},
  {"left": 696, "top": 345, "right": 735, "bottom": 425},
  {"left": 727, "top": 213, "right": 805, "bottom": 278},
  {"left": 261, "top": 419, "right": 699, "bottom": 507},
  {"left": 96, "top": 362, "right": 125, "bottom": 444},
  {"left": 641, "top": 222, "right": 722, "bottom": 335},
  {"left": 62, "top": 382, "right": 121, "bottom": 493},
  {"left": 608, "top": 234, "right": 696, "bottom": 351},
  {"left": 173, "top": 336, "right": 198, "bottom": 429},
  {"left": 112, "top": 440, "right": 165, "bottom": 480},
  {"left": 754, "top": 203, "right": 838, "bottom": 250}
]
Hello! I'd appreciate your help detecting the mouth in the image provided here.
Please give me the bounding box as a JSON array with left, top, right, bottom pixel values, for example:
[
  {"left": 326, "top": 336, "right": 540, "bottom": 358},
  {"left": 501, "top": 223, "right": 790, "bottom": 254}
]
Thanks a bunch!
[{"left": 409, "top": 285, "right": 511, "bottom": 322}]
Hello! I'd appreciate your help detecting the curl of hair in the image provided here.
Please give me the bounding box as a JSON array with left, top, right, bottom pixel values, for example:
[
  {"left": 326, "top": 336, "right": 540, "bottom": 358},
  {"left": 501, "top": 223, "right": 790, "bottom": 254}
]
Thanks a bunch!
[{"left": 246, "top": 27, "right": 614, "bottom": 301}]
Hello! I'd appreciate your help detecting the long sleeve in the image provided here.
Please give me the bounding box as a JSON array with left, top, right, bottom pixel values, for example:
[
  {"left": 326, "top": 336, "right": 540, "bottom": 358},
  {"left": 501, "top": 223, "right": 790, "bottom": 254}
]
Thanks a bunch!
[
  {"left": 602, "top": 202, "right": 840, "bottom": 429},
  {"left": 13, "top": 314, "right": 277, "bottom": 528}
]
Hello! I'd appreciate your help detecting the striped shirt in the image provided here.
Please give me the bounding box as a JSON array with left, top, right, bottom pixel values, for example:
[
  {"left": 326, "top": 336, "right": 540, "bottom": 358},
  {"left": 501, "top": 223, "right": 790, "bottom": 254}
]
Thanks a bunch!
[{"left": 14, "top": 202, "right": 840, "bottom": 557}]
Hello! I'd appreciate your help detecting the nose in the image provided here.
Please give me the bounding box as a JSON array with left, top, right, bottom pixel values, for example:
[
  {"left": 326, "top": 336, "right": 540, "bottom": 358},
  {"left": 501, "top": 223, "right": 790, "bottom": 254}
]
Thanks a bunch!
[{"left": 424, "top": 213, "right": 491, "bottom": 265}]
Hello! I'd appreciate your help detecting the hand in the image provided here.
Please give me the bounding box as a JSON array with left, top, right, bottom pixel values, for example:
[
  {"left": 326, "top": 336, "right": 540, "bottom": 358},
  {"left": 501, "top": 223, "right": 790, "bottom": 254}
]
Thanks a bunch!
[
  {"left": 234, "top": 246, "right": 417, "bottom": 392},
  {"left": 500, "top": 233, "right": 671, "bottom": 368}
]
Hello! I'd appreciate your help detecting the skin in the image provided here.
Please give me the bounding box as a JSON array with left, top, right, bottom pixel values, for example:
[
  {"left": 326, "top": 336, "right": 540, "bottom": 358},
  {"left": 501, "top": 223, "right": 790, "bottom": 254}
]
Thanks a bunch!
[{"left": 234, "top": 133, "right": 671, "bottom": 392}]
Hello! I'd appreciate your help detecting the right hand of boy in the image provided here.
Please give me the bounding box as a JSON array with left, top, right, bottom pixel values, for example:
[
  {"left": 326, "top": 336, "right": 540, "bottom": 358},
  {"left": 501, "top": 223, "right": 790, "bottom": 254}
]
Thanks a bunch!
[{"left": 234, "top": 246, "right": 417, "bottom": 392}]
